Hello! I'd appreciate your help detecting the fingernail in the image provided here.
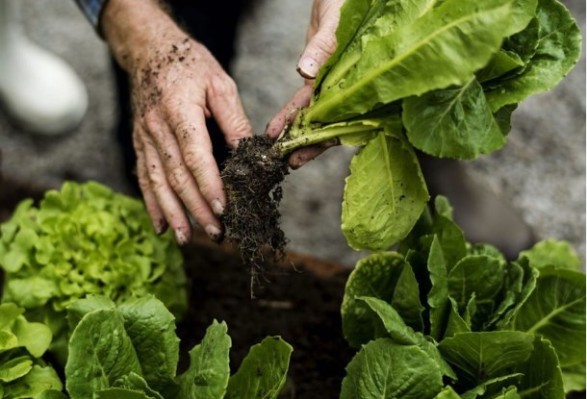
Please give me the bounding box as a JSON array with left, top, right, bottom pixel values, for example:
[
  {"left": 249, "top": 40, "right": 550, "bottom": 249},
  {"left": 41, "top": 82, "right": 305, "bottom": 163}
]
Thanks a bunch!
[
  {"left": 205, "top": 225, "right": 223, "bottom": 242},
  {"left": 153, "top": 219, "right": 165, "bottom": 235},
  {"left": 297, "top": 56, "right": 319, "bottom": 79},
  {"left": 175, "top": 229, "right": 188, "bottom": 245},
  {"left": 211, "top": 199, "right": 224, "bottom": 216}
]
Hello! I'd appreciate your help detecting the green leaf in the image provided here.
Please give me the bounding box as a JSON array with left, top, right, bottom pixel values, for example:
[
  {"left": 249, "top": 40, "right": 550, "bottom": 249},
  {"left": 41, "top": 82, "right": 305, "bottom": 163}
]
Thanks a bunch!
[
  {"left": 65, "top": 309, "right": 142, "bottom": 399},
  {"left": 430, "top": 196, "right": 468, "bottom": 270},
  {"left": 502, "top": 17, "right": 541, "bottom": 66},
  {"left": 0, "top": 303, "right": 23, "bottom": 330},
  {"left": 438, "top": 331, "right": 534, "bottom": 389},
  {"left": 118, "top": 297, "right": 180, "bottom": 395},
  {"left": 0, "top": 248, "right": 27, "bottom": 273},
  {"left": 447, "top": 255, "right": 505, "bottom": 321},
  {"left": 340, "top": 338, "right": 443, "bottom": 399},
  {"left": 516, "top": 336, "right": 564, "bottom": 399},
  {"left": 179, "top": 320, "right": 231, "bottom": 399},
  {"left": 2, "top": 365, "right": 63, "bottom": 398},
  {"left": 319, "top": 0, "right": 436, "bottom": 92},
  {"left": 461, "top": 374, "right": 524, "bottom": 399},
  {"left": 477, "top": 50, "right": 525, "bottom": 82},
  {"left": 342, "top": 132, "right": 428, "bottom": 250},
  {"left": 491, "top": 259, "right": 538, "bottom": 329},
  {"left": 115, "top": 373, "right": 164, "bottom": 399},
  {"left": 427, "top": 236, "right": 450, "bottom": 340},
  {"left": 434, "top": 386, "right": 462, "bottom": 399},
  {"left": 342, "top": 253, "right": 421, "bottom": 347},
  {"left": 359, "top": 296, "right": 456, "bottom": 379},
  {"left": 95, "top": 388, "right": 155, "bottom": 399},
  {"left": 0, "top": 356, "right": 33, "bottom": 383},
  {"left": 37, "top": 390, "right": 69, "bottom": 399},
  {"left": 389, "top": 258, "right": 424, "bottom": 331},
  {"left": 485, "top": 0, "right": 582, "bottom": 111},
  {"left": 225, "top": 337, "right": 292, "bottom": 399},
  {"left": 444, "top": 297, "right": 472, "bottom": 338},
  {"left": 404, "top": 79, "right": 505, "bottom": 159},
  {"left": 518, "top": 239, "right": 581, "bottom": 271},
  {"left": 491, "top": 387, "right": 521, "bottom": 398},
  {"left": 357, "top": 297, "right": 419, "bottom": 345},
  {"left": 11, "top": 316, "right": 52, "bottom": 358},
  {"left": 508, "top": 267, "right": 586, "bottom": 367},
  {"left": 0, "top": 331, "right": 19, "bottom": 352},
  {"left": 561, "top": 363, "right": 585, "bottom": 393},
  {"left": 67, "top": 295, "right": 116, "bottom": 333},
  {"left": 307, "top": 0, "right": 516, "bottom": 122}
]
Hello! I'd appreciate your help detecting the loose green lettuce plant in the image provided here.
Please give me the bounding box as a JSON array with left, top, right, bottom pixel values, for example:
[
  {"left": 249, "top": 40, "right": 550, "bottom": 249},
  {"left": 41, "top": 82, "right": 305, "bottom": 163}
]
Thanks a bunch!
[
  {"left": 0, "top": 181, "right": 187, "bottom": 362},
  {"left": 270, "top": 0, "right": 581, "bottom": 252},
  {"left": 339, "top": 197, "right": 586, "bottom": 398},
  {"left": 0, "top": 303, "right": 63, "bottom": 398},
  {"left": 63, "top": 295, "right": 292, "bottom": 399}
]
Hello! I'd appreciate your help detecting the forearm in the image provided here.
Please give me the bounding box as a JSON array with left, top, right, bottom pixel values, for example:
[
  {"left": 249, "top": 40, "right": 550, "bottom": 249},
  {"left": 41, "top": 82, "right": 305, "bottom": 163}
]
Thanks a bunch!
[{"left": 101, "top": 0, "right": 184, "bottom": 72}]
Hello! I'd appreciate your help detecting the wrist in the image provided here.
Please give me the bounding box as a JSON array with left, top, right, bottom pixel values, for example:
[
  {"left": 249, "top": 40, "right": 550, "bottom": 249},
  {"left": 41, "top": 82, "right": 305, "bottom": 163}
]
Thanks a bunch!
[{"left": 101, "top": 0, "right": 185, "bottom": 72}]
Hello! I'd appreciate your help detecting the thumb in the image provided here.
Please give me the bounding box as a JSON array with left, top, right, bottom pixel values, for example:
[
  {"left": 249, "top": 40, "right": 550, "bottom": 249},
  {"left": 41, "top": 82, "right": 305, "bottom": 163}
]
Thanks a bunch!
[{"left": 297, "top": 20, "right": 338, "bottom": 79}]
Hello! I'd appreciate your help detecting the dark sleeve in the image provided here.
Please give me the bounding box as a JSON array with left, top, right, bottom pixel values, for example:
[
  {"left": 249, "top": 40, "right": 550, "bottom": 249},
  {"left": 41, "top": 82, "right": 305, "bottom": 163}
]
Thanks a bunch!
[{"left": 73, "top": 0, "right": 109, "bottom": 28}]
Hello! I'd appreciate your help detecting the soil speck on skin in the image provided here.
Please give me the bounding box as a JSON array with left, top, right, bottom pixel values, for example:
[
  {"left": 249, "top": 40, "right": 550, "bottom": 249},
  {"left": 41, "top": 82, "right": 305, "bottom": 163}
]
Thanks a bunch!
[{"left": 221, "top": 136, "right": 289, "bottom": 289}]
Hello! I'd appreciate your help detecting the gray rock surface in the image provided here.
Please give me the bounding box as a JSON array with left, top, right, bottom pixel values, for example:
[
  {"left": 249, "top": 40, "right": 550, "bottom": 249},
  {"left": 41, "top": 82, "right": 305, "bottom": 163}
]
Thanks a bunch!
[{"left": 0, "top": 0, "right": 584, "bottom": 266}]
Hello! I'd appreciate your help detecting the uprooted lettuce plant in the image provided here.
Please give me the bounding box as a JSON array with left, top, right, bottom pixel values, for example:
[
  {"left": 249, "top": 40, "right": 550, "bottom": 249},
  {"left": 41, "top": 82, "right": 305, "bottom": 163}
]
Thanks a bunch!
[
  {"left": 222, "top": 0, "right": 581, "bottom": 264},
  {"left": 339, "top": 196, "right": 586, "bottom": 398},
  {"left": 0, "top": 181, "right": 187, "bottom": 363}
]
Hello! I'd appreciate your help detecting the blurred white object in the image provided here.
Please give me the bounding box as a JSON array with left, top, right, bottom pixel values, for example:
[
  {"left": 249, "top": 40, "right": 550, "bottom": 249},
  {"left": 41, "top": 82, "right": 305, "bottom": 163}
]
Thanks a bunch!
[{"left": 0, "top": 0, "right": 88, "bottom": 135}]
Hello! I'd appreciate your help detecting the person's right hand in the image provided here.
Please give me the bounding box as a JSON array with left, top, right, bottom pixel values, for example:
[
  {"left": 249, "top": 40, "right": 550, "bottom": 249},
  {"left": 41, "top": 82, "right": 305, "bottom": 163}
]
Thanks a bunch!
[
  {"left": 102, "top": 0, "right": 253, "bottom": 244},
  {"left": 266, "top": 0, "right": 345, "bottom": 168}
]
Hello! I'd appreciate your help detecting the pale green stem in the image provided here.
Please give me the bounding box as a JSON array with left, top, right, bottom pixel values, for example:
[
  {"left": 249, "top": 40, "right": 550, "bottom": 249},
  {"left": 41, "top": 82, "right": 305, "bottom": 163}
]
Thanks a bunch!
[{"left": 274, "top": 123, "right": 380, "bottom": 156}]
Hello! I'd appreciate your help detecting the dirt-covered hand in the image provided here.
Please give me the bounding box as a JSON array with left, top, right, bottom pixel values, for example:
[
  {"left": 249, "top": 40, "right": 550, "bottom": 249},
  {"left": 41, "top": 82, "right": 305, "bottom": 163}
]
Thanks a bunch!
[
  {"left": 102, "top": 0, "right": 252, "bottom": 244},
  {"left": 266, "top": 0, "right": 344, "bottom": 169}
]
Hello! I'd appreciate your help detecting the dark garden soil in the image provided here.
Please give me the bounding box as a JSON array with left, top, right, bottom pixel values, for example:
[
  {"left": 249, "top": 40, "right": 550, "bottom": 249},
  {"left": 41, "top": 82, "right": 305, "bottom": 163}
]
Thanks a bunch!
[
  {"left": 221, "top": 135, "right": 289, "bottom": 271},
  {"left": 0, "top": 177, "right": 355, "bottom": 399},
  {"left": 178, "top": 234, "right": 354, "bottom": 399}
]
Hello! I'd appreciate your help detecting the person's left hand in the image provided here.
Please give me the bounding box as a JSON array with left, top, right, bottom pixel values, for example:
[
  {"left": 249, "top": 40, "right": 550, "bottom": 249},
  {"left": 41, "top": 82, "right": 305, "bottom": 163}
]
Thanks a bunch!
[{"left": 266, "top": 0, "right": 345, "bottom": 168}]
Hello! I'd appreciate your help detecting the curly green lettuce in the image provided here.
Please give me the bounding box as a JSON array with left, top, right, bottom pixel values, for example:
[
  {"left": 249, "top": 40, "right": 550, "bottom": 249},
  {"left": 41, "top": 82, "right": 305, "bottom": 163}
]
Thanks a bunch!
[
  {"left": 0, "top": 303, "right": 64, "bottom": 398},
  {"left": 0, "top": 182, "right": 188, "bottom": 363}
]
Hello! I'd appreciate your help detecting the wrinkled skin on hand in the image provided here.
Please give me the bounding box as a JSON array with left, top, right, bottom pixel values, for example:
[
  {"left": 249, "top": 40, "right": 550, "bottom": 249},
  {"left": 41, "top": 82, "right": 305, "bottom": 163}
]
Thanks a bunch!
[
  {"left": 130, "top": 36, "right": 252, "bottom": 244},
  {"left": 102, "top": 0, "right": 253, "bottom": 244},
  {"left": 266, "top": 0, "right": 345, "bottom": 167}
]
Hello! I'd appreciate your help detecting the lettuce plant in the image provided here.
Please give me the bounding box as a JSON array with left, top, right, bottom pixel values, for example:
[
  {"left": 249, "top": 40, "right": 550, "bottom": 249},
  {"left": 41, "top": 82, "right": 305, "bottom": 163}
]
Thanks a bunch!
[
  {"left": 271, "top": 0, "right": 581, "bottom": 252},
  {"left": 0, "top": 303, "right": 63, "bottom": 398},
  {"left": 339, "top": 197, "right": 585, "bottom": 398},
  {"left": 0, "top": 181, "right": 187, "bottom": 362},
  {"left": 63, "top": 296, "right": 292, "bottom": 399}
]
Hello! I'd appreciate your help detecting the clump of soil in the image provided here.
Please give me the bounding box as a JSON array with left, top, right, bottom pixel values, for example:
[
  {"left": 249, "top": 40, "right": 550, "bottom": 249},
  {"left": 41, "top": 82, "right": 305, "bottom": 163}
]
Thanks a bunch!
[{"left": 221, "top": 136, "right": 289, "bottom": 281}]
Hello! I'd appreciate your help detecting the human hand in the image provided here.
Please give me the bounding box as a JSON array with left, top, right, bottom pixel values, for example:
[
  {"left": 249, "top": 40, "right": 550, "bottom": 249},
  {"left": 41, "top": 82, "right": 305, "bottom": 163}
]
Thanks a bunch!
[
  {"left": 102, "top": 0, "right": 252, "bottom": 244},
  {"left": 266, "top": 0, "right": 345, "bottom": 168}
]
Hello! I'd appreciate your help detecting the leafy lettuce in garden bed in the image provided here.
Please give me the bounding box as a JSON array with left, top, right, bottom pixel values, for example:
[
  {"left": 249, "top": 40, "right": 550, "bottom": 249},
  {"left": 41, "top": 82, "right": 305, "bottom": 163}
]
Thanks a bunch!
[
  {"left": 65, "top": 296, "right": 292, "bottom": 399},
  {"left": 0, "top": 181, "right": 188, "bottom": 363},
  {"left": 0, "top": 303, "right": 62, "bottom": 398},
  {"left": 340, "top": 197, "right": 585, "bottom": 398}
]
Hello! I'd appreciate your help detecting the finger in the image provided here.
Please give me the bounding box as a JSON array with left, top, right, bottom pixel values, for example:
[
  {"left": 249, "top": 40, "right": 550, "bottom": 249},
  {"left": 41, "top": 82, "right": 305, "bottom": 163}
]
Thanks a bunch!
[
  {"left": 297, "top": 5, "right": 341, "bottom": 79},
  {"left": 133, "top": 127, "right": 167, "bottom": 234},
  {"left": 289, "top": 138, "right": 339, "bottom": 169},
  {"left": 206, "top": 74, "right": 253, "bottom": 149},
  {"left": 163, "top": 104, "right": 228, "bottom": 221},
  {"left": 149, "top": 112, "right": 223, "bottom": 240},
  {"left": 141, "top": 127, "right": 193, "bottom": 245},
  {"left": 265, "top": 85, "right": 313, "bottom": 139}
]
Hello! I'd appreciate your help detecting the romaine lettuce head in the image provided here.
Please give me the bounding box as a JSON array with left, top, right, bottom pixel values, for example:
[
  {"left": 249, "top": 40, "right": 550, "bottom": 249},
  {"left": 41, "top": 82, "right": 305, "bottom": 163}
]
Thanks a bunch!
[{"left": 0, "top": 181, "right": 187, "bottom": 319}]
